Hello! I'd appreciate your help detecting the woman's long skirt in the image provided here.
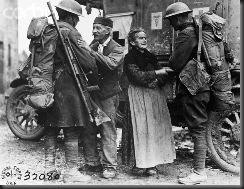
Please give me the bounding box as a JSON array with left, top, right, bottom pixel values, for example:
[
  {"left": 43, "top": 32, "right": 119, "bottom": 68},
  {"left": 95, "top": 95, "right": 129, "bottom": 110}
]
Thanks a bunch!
[{"left": 128, "top": 84, "right": 176, "bottom": 168}]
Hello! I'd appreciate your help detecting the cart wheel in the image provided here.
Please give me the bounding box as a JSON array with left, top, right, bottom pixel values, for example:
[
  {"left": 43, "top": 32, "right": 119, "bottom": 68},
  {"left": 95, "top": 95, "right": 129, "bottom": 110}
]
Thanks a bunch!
[
  {"left": 6, "top": 85, "right": 45, "bottom": 140},
  {"left": 206, "top": 105, "right": 240, "bottom": 174}
]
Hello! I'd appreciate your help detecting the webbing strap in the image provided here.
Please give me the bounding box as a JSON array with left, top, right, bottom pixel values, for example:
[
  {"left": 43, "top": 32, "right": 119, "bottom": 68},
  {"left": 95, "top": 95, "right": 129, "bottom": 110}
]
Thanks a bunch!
[
  {"left": 196, "top": 17, "right": 212, "bottom": 70},
  {"left": 197, "top": 19, "right": 203, "bottom": 62},
  {"left": 29, "top": 45, "right": 35, "bottom": 76}
]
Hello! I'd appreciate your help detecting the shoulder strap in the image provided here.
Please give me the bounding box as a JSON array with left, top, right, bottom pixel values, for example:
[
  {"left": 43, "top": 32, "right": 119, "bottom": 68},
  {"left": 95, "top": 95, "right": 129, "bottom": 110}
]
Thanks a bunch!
[
  {"left": 30, "top": 46, "right": 35, "bottom": 73},
  {"left": 197, "top": 19, "right": 203, "bottom": 62},
  {"left": 195, "top": 18, "right": 212, "bottom": 73}
]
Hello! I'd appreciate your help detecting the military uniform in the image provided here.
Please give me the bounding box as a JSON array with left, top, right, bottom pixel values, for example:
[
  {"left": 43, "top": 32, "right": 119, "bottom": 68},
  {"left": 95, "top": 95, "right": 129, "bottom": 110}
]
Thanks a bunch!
[
  {"left": 44, "top": 11, "right": 97, "bottom": 182},
  {"left": 169, "top": 22, "right": 210, "bottom": 172}
]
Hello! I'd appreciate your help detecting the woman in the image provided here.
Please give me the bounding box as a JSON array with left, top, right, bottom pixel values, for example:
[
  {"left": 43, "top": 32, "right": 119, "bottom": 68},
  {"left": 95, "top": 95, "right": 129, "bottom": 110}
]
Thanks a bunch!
[{"left": 124, "top": 27, "right": 176, "bottom": 176}]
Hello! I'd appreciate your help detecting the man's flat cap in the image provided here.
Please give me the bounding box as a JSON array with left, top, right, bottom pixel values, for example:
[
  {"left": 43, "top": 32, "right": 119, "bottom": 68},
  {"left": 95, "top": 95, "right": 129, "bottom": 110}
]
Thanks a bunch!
[{"left": 93, "top": 17, "right": 113, "bottom": 28}]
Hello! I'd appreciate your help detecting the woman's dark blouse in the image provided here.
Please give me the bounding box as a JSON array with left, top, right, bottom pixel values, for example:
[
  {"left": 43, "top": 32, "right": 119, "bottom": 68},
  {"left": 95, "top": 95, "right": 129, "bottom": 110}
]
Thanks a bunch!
[{"left": 124, "top": 47, "right": 162, "bottom": 88}]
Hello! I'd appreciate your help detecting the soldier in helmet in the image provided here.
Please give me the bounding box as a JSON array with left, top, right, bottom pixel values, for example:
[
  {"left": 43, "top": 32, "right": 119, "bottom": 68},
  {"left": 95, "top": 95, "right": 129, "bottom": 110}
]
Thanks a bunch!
[
  {"left": 164, "top": 2, "right": 210, "bottom": 185},
  {"left": 44, "top": 0, "right": 98, "bottom": 183}
]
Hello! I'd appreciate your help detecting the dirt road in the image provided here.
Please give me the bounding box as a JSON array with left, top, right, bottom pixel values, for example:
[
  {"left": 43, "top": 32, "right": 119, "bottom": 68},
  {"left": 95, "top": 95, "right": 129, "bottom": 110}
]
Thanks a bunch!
[{"left": 0, "top": 115, "right": 240, "bottom": 186}]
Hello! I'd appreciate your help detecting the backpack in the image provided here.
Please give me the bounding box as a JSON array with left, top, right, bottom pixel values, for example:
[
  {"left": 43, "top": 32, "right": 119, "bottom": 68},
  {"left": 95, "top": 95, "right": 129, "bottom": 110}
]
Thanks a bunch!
[
  {"left": 200, "top": 12, "right": 235, "bottom": 104},
  {"left": 18, "top": 17, "right": 58, "bottom": 109}
]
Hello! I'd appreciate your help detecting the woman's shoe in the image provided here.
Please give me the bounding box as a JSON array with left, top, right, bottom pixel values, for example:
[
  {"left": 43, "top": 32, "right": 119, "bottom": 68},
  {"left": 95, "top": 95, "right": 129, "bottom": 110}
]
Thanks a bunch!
[
  {"left": 131, "top": 166, "right": 145, "bottom": 176},
  {"left": 145, "top": 167, "right": 158, "bottom": 176}
]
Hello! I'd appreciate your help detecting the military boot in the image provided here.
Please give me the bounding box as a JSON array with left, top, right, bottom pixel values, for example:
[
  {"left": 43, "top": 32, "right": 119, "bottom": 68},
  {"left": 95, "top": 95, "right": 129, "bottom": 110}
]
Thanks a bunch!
[
  {"left": 44, "top": 138, "right": 61, "bottom": 181},
  {"left": 63, "top": 140, "right": 91, "bottom": 183},
  {"left": 178, "top": 169, "right": 207, "bottom": 185}
]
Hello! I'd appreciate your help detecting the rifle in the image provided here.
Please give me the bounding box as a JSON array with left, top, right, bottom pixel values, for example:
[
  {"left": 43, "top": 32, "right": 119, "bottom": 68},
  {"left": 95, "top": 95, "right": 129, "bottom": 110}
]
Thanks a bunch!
[{"left": 47, "top": 1, "right": 110, "bottom": 125}]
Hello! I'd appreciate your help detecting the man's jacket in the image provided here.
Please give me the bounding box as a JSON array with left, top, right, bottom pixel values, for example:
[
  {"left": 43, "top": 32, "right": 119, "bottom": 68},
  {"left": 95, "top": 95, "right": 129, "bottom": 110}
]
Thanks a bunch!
[
  {"left": 89, "top": 39, "right": 124, "bottom": 99},
  {"left": 169, "top": 22, "right": 210, "bottom": 95}
]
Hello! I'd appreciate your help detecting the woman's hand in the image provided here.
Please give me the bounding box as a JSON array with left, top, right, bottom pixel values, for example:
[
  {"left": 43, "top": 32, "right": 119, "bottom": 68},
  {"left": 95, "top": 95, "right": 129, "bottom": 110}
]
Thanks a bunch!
[
  {"left": 155, "top": 67, "right": 174, "bottom": 77},
  {"left": 77, "top": 38, "right": 91, "bottom": 52},
  {"left": 155, "top": 68, "right": 168, "bottom": 76}
]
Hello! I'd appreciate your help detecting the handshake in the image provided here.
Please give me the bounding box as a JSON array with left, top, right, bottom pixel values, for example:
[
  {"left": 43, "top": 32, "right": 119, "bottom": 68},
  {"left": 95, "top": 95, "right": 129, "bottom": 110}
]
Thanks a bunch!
[{"left": 148, "top": 67, "right": 175, "bottom": 88}]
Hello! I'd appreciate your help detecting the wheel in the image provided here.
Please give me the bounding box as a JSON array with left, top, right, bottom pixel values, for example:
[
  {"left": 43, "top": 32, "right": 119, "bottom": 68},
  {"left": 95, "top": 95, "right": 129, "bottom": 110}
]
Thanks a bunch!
[
  {"left": 6, "top": 85, "right": 45, "bottom": 140},
  {"left": 206, "top": 105, "right": 240, "bottom": 174}
]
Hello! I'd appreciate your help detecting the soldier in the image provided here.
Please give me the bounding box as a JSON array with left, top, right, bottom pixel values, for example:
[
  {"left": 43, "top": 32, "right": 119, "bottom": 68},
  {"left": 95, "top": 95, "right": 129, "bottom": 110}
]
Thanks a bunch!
[
  {"left": 77, "top": 17, "right": 124, "bottom": 179},
  {"left": 44, "top": 0, "right": 98, "bottom": 183},
  {"left": 164, "top": 2, "right": 210, "bottom": 185}
]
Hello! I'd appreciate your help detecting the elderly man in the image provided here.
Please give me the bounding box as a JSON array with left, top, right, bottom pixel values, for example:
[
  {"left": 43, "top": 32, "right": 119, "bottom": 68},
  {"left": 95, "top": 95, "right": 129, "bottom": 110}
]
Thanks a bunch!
[
  {"left": 78, "top": 17, "right": 124, "bottom": 179},
  {"left": 164, "top": 2, "right": 210, "bottom": 185}
]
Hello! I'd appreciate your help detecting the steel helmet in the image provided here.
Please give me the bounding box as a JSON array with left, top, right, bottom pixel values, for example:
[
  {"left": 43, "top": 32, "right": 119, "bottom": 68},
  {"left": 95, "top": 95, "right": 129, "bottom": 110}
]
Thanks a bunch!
[
  {"left": 164, "top": 2, "right": 192, "bottom": 19},
  {"left": 55, "top": 0, "right": 82, "bottom": 16}
]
